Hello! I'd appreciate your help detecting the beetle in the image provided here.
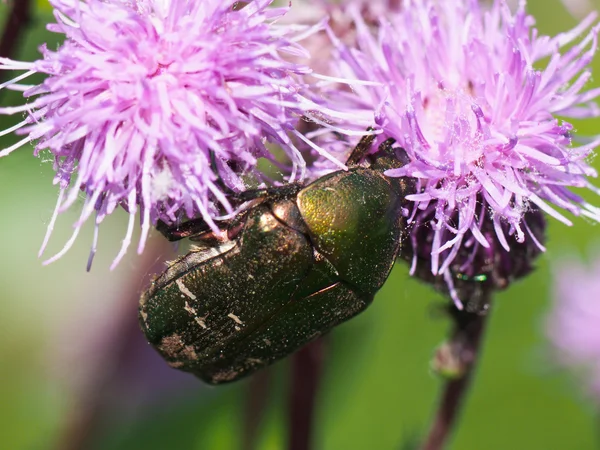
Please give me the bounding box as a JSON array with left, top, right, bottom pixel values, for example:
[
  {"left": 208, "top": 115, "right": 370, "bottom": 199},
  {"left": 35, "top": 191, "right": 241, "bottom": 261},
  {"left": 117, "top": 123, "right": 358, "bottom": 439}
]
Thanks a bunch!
[{"left": 139, "top": 134, "right": 415, "bottom": 384}]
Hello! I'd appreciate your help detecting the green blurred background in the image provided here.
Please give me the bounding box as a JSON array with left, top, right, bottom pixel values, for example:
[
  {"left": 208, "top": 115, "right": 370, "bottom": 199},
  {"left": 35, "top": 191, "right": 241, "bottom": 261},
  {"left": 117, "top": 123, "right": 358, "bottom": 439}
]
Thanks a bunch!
[{"left": 1, "top": 1, "right": 600, "bottom": 449}]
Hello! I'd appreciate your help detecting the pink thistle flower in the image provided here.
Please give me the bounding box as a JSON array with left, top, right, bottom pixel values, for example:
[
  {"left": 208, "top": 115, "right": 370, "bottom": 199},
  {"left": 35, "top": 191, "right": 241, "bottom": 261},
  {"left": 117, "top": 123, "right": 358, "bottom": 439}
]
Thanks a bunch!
[
  {"left": 547, "top": 254, "right": 600, "bottom": 399},
  {"left": 322, "top": 0, "right": 600, "bottom": 307},
  {"left": 0, "top": 0, "right": 336, "bottom": 269}
]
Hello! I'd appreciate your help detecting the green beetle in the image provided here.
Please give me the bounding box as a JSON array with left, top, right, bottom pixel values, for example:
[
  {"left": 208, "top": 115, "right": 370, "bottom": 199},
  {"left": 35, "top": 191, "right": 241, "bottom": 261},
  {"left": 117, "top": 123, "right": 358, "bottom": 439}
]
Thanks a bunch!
[{"left": 139, "top": 135, "right": 415, "bottom": 384}]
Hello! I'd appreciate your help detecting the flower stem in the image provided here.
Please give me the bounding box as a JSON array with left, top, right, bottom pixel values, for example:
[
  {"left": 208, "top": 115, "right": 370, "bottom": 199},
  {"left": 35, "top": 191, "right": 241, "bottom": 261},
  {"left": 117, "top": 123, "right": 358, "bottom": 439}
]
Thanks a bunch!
[
  {"left": 288, "top": 338, "right": 325, "bottom": 450},
  {"left": 53, "top": 239, "right": 174, "bottom": 450},
  {"left": 0, "top": 0, "right": 32, "bottom": 59},
  {"left": 243, "top": 369, "right": 273, "bottom": 450},
  {"left": 421, "top": 303, "right": 492, "bottom": 450}
]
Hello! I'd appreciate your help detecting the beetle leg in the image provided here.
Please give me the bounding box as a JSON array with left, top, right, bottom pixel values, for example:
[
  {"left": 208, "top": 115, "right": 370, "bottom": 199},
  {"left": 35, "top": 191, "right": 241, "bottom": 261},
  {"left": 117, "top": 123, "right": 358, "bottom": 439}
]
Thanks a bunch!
[
  {"left": 189, "top": 229, "right": 230, "bottom": 246},
  {"left": 347, "top": 130, "right": 410, "bottom": 169},
  {"left": 346, "top": 129, "right": 376, "bottom": 167},
  {"left": 378, "top": 137, "right": 396, "bottom": 155},
  {"left": 235, "top": 188, "right": 271, "bottom": 201},
  {"left": 156, "top": 218, "right": 230, "bottom": 243},
  {"left": 156, "top": 219, "right": 211, "bottom": 242},
  {"left": 209, "top": 149, "right": 242, "bottom": 198},
  {"left": 156, "top": 185, "right": 301, "bottom": 243},
  {"left": 375, "top": 137, "right": 411, "bottom": 167},
  {"left": 237, "top": 183, "right": 304, "bottom": 202}
]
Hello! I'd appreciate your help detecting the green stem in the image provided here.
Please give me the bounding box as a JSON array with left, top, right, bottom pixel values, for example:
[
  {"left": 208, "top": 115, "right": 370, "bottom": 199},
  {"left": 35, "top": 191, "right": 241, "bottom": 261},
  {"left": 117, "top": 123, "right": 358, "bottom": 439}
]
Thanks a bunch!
[{"left": 421, "top": 305, "right": 492, "bottom": 450}]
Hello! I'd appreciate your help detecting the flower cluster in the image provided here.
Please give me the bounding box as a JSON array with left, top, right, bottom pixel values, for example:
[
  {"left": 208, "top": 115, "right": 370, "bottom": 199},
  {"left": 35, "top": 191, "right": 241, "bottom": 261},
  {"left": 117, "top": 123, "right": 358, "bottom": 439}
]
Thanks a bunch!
[
  {"left": 319, "top": 0, "right": 600, "bottom": 307},
  {"left": 2, "top": 0, "right": 600, "bottom": 300},
  {"left": 0, "top": 0, "right": 336, "bottom": 268}
]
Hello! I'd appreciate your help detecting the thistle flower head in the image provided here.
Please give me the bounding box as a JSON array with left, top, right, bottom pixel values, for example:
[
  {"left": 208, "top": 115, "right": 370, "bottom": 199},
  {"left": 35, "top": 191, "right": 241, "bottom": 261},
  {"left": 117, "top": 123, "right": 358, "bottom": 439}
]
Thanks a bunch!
[
  {"left": 404, "top": 204, "right": 546, "bottom": 311},
  {"left": 0, "top": 0, "right": 331, "bottom": 268},
  {"left": 547, "top": 254, "right": 600, "bottom": 399},
  {"left": 323, "top": 0, "right": 600, "bottom": 307}
]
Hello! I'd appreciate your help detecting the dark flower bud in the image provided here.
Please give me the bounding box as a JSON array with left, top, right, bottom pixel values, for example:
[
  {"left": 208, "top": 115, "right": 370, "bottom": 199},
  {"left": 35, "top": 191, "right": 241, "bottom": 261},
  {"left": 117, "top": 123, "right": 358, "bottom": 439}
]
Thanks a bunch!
[{"left": 402, "top": 202, "right": 546, "bottom": 312}]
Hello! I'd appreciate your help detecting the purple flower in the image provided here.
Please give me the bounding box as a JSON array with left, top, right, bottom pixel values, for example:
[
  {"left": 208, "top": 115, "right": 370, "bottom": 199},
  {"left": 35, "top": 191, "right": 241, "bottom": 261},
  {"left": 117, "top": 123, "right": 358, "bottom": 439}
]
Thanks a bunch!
[
  {"left": 547, "top": 254, "right": 600, "bottom": 399},
  {"left": 322, "top": 0, "right": 600, "bottom": 307},
  {"left": 0, "top": 0, "right": 335, "bottom": 268}
]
